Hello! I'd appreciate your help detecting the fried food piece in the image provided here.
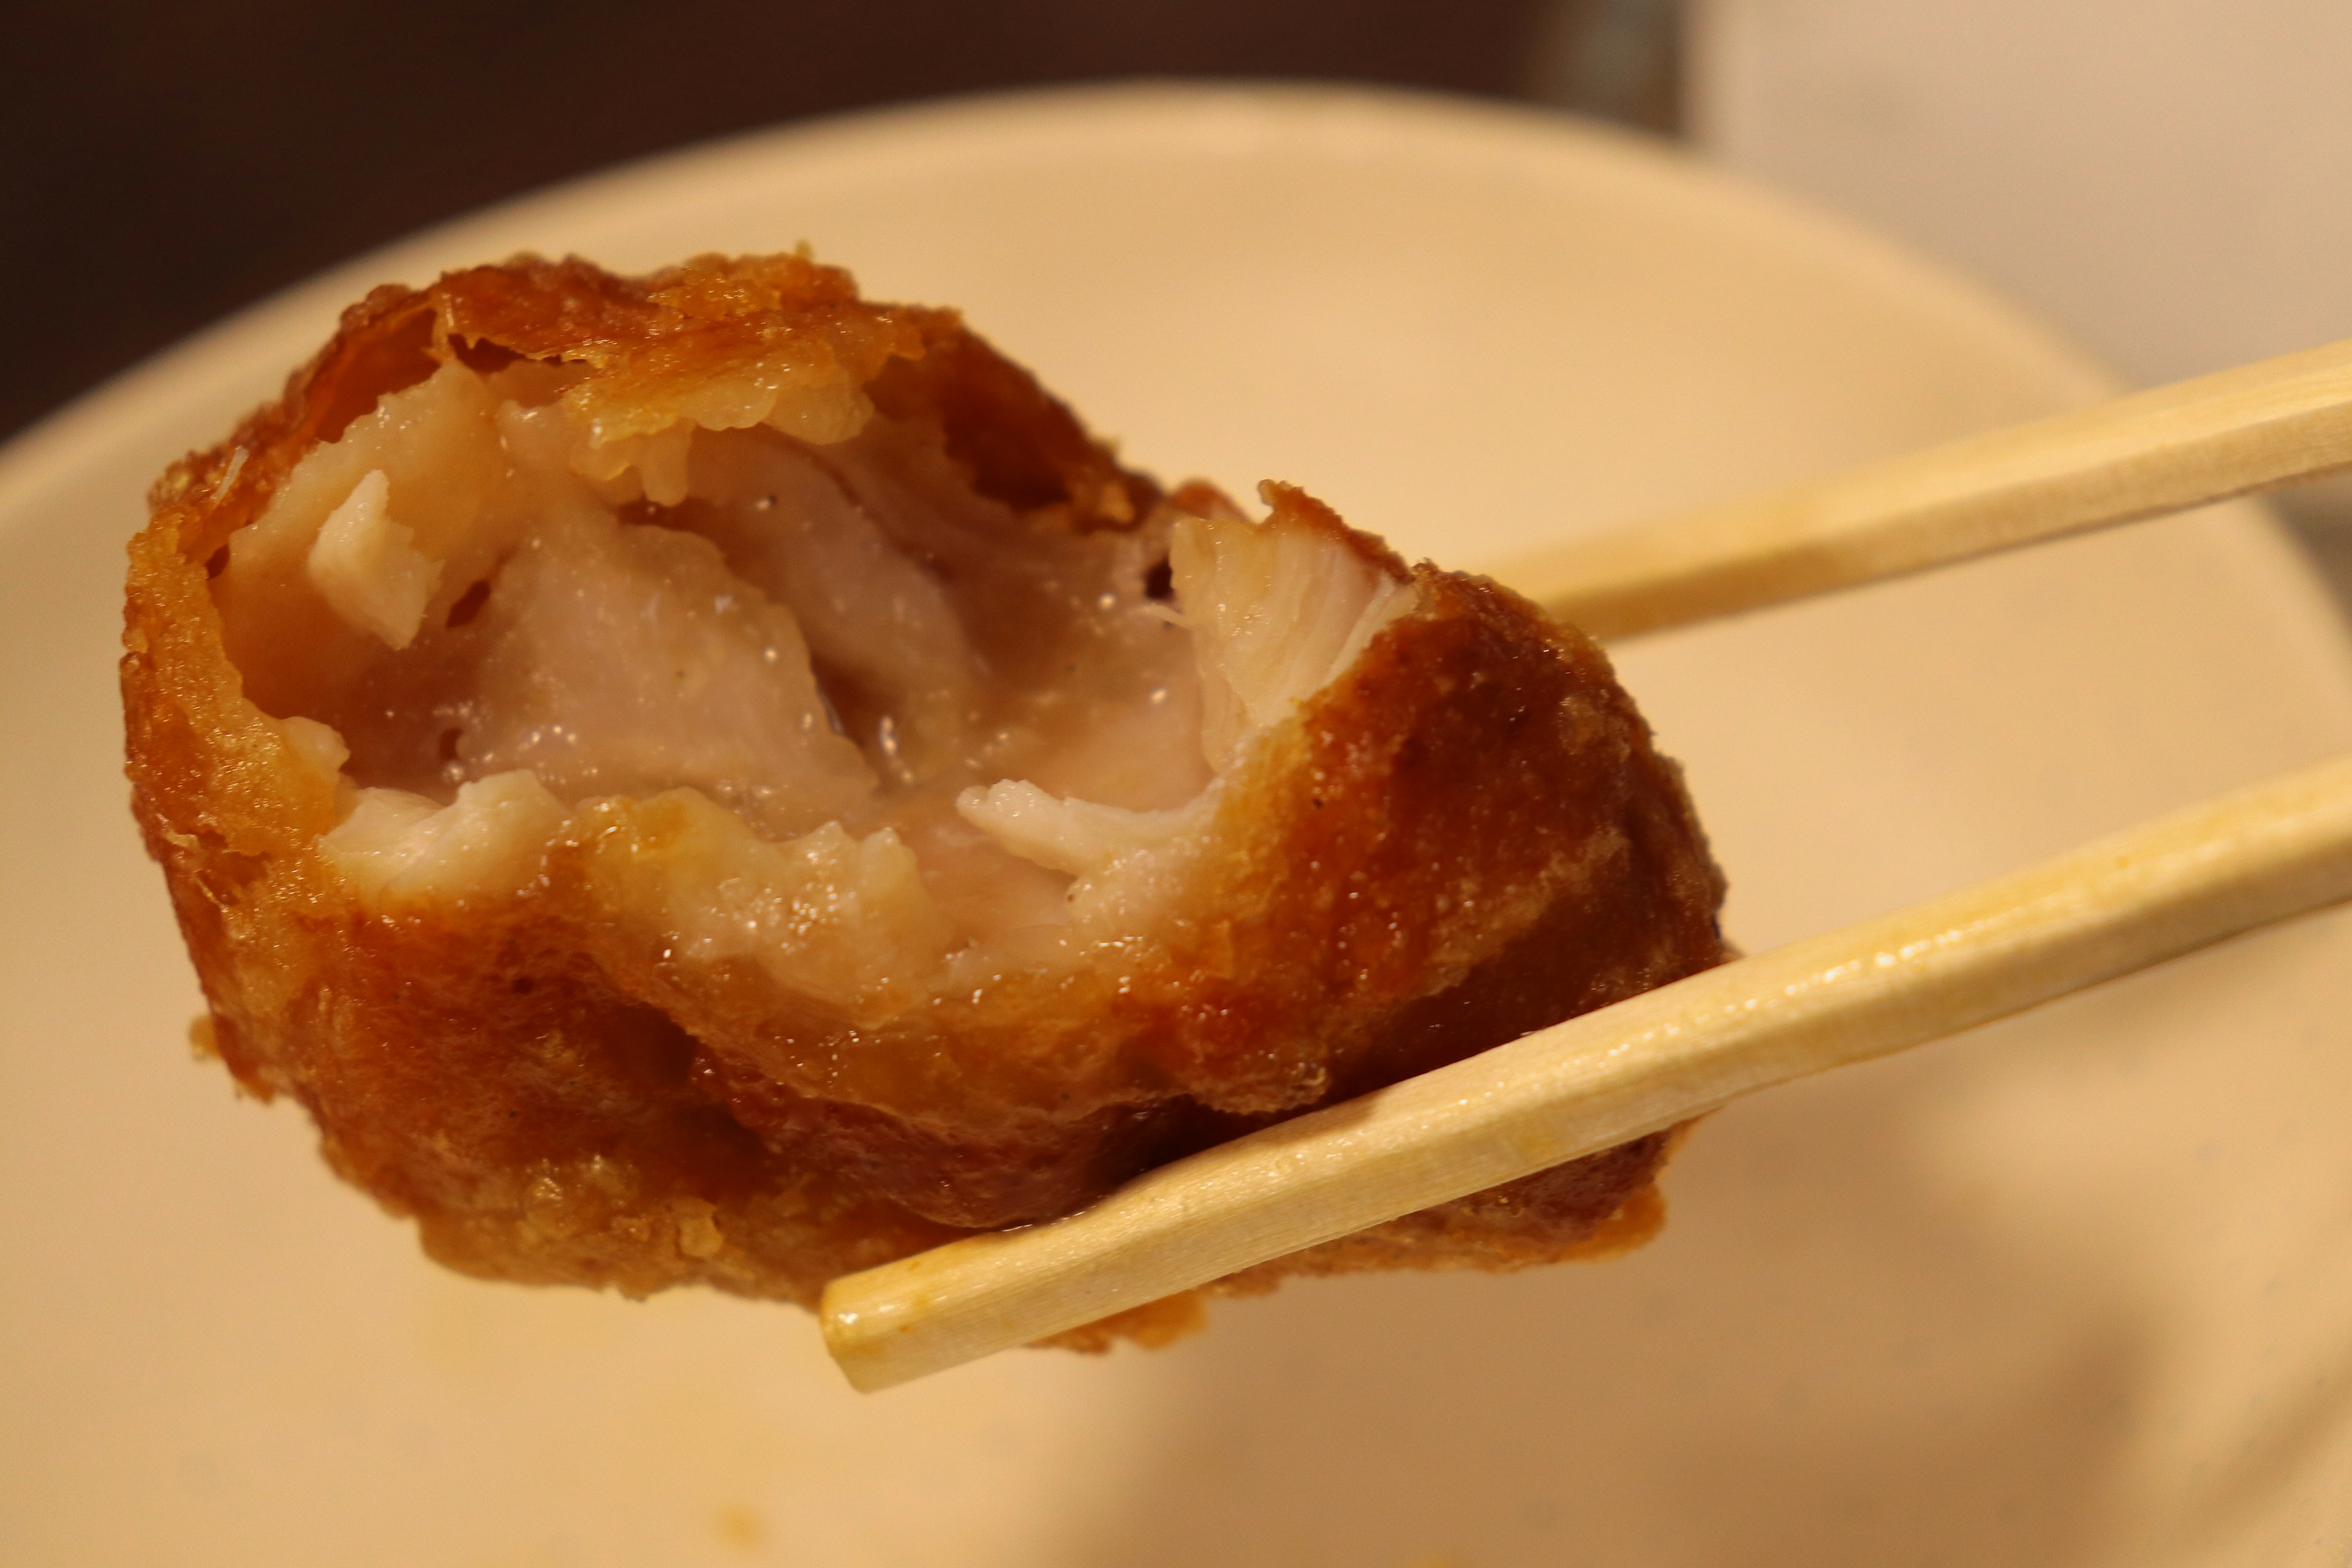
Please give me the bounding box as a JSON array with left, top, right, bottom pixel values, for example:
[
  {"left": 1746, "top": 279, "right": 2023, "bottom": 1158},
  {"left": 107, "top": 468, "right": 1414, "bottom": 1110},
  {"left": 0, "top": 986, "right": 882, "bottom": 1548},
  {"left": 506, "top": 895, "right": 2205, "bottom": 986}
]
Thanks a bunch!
[{"left": 123, "top": 253, "right": 1728, "bottom": 1330}]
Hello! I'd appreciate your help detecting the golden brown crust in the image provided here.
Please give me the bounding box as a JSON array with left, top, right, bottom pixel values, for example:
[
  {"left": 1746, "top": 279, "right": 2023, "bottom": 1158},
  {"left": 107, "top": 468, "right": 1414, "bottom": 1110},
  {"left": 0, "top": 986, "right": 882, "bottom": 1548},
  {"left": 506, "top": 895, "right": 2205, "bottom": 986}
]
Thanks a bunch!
[{"left": 124, "top": 252, "right": 1730, "bottom": 1330}]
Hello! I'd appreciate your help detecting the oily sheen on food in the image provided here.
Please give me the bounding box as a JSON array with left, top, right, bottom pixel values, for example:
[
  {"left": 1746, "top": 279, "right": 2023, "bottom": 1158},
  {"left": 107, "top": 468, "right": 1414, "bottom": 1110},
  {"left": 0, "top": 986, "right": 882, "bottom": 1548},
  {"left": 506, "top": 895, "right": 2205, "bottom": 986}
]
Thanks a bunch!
[{"left": 122, "top": 252, "right": 1728, "bottom": 1344}]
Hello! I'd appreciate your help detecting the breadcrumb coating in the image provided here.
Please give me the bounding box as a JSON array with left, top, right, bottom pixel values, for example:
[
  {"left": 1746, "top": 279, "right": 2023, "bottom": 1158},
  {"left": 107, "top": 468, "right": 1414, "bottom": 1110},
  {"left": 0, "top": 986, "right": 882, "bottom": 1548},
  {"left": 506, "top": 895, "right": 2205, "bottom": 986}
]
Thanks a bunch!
[{"left": 123, "top": 252, "right": 1728, "bottom": 1340}]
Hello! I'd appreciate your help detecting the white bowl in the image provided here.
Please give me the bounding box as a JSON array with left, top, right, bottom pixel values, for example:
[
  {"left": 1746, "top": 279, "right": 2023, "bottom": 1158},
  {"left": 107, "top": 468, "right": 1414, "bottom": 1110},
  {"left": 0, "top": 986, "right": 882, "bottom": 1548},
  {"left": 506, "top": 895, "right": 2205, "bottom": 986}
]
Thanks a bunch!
[{"left": 7, "top": 83, "right": 2351, "bottom": 1567}]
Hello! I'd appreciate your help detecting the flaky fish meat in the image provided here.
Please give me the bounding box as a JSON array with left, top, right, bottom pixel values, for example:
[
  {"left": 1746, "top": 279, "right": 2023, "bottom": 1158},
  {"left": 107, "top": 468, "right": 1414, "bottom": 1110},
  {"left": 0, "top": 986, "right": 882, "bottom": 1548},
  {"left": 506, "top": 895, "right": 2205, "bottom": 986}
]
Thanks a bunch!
[{"left": 123, "top": 253, "right": 1728, "bottom": 1343}]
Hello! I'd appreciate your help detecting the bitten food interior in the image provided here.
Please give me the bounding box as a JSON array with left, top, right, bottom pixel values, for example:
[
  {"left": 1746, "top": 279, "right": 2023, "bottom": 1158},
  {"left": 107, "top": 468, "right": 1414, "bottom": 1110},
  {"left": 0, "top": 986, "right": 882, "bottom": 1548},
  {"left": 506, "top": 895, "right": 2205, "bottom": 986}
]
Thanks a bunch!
[{"left": 123, "top": 253, "right": 1729, "bottom": 1343}]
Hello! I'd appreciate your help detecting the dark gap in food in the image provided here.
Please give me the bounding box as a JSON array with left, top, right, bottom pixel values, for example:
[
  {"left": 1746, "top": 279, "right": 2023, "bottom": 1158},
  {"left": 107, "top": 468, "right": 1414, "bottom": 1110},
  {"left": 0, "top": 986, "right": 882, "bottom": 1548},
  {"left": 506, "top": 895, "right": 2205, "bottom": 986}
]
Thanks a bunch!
[
  {"left": 450, "top": 337, "right": 527, "bottom": 376},
  {"left": 445, "top": 578, "right": 491, "bottom": 627},
  {"left": 303, "top": 304, "right": 439, "bottom": 445},
  {"left": 805, "top": 653, "right": 894, "bottom": 762}
]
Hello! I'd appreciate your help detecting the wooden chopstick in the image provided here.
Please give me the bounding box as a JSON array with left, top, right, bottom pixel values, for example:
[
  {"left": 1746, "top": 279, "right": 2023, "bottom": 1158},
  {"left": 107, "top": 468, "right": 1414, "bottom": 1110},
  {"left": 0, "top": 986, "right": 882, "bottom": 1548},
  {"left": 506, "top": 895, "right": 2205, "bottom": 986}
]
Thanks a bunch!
[
  {"left": 820, "top": 752, "right": 2352, "bottom": 1391},
  {"left": 1493, "top": 338, "right": 2352, "bottom": 640}
]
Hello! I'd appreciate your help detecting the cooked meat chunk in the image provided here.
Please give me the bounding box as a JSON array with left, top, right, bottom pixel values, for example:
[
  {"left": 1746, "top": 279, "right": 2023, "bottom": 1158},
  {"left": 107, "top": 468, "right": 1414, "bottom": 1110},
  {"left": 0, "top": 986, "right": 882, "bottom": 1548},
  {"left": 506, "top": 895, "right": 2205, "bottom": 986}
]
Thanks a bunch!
[{"left": 123, "top": 253, "right": 1728, "bottom": 1335}]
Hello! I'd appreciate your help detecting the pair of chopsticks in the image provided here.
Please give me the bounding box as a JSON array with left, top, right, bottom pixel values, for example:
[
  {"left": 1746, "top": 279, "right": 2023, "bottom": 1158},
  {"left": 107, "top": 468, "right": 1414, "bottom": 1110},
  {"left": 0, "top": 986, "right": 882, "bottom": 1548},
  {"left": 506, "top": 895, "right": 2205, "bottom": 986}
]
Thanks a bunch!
[{"left": 822, "top": 339, "right": 2352, "bottom": 1393}]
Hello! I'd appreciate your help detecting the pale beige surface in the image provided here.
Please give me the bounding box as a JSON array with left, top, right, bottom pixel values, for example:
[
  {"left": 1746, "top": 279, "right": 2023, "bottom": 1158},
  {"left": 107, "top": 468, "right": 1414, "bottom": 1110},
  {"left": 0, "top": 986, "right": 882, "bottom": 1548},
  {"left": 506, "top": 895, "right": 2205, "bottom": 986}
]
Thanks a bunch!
[
  {"left": 1694, "top": 0, "right": 2352, "bottom": 388},
  {"left": 827, "top": 755, "right": 2352, "bottom": 1389},
  {"left": 1502, "top": 337, "right": 2352, "bottom": 638},
  {"left": 1692, "top": 0, "right": 2352, "bottom": 608},
  {"left": 6, "top": 83, "right": 2352, "bottom": 1567}
]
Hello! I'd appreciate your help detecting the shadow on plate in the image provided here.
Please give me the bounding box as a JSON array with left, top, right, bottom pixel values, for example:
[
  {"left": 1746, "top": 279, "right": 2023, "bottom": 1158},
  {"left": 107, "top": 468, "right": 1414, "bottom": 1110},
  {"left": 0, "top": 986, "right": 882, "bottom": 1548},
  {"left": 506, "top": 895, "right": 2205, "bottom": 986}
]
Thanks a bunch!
[{"left": 1044, "top": 1044, "right": 2154, "bottom": 1568}]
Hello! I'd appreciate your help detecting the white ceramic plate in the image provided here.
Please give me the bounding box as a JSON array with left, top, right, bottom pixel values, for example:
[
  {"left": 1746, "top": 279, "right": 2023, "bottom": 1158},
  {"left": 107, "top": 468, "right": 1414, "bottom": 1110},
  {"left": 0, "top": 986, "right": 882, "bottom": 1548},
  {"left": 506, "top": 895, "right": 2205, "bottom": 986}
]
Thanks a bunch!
[{"left": 7, "top": 83, "right": 2352, "bottom": 1568}]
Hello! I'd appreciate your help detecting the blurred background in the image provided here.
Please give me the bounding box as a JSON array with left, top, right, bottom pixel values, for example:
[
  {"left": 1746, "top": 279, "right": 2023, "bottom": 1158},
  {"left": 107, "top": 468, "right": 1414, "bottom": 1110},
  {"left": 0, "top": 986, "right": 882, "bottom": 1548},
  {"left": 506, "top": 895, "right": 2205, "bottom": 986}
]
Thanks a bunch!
[
  {"left": 8, "top": 0, "right": 2351, "bottom": 568},
  {"left": 0, "top": 0, "right": 1675, "bottom": 444},
  {"left": 1698, "top": 0, "right": 2352, "bottom": 586}
]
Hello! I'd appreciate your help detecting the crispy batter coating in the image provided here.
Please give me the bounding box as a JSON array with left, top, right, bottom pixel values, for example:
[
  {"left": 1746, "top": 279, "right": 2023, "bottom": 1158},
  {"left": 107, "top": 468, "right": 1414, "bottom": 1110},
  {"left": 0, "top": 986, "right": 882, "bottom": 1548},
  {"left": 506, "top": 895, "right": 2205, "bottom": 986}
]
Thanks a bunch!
[{"left": 123, "top": 253, "right": 1729, "bottom": 1335}]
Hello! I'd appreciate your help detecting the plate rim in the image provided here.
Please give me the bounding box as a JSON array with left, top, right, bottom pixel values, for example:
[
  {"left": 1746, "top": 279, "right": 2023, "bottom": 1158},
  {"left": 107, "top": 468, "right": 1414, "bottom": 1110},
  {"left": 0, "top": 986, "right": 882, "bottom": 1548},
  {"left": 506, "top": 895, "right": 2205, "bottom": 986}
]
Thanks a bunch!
[{"left": 11, "top": 79, "right": 2346, "bottom": 691}]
